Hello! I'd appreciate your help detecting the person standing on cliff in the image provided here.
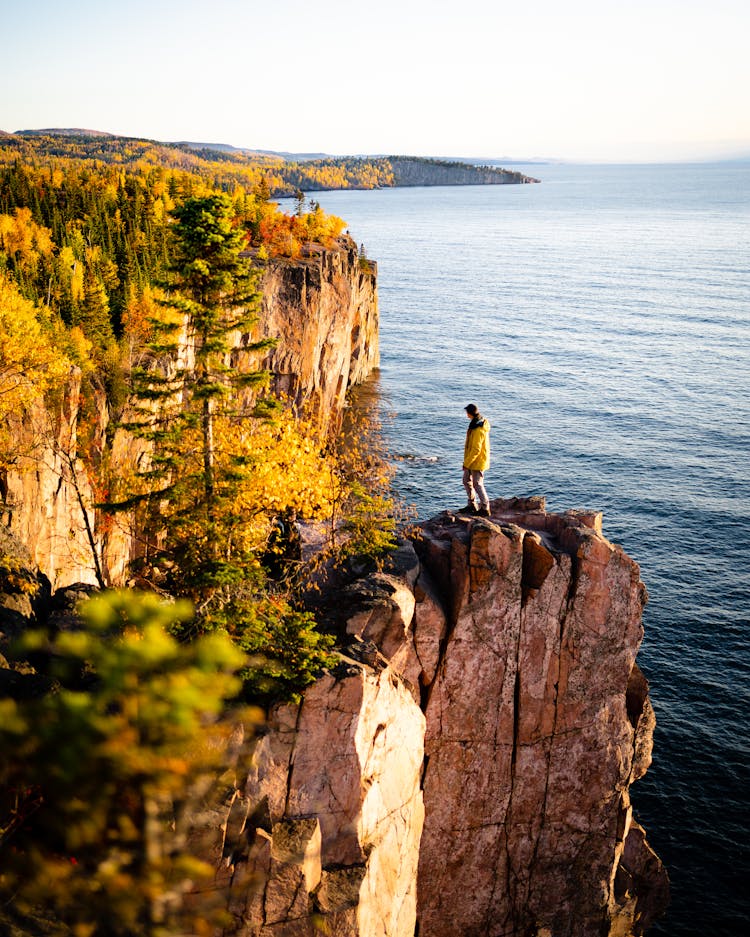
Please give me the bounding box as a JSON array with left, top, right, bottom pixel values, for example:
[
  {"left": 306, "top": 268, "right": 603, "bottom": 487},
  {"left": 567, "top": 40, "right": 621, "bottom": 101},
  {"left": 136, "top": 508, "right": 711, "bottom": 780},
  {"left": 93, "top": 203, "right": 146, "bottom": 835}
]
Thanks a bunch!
[{"left": 460, "top": 403, "right": 491, "bottom": 516}]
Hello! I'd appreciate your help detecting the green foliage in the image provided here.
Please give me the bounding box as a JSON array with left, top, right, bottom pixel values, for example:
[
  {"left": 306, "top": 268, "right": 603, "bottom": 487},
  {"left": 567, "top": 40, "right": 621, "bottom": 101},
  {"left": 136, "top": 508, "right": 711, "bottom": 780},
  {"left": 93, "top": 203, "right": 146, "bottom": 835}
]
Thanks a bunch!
[
  {"left": 169, "top": 194, "right": 256, "bottom": 305},
  {"left": 111, "top": 197, "right": 336, "bottom": 705},
  {"left": 0, "top": 590, "right": 256, "bottom": 937},
  {"left": 175, "top": 591, "right": 337, "bottom": 706},
  {"left": 339, "top": 482, "right": 398, "bottom": 562},
  {"left": 236, "top": 601, "right": 336, "bottom": 705}
]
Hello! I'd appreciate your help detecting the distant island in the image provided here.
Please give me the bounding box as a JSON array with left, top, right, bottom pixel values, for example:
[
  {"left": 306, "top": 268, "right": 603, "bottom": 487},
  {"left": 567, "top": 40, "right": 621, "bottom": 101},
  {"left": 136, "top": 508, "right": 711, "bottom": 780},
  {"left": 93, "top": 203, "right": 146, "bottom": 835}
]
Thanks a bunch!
[{"left": 0, "top": 129, "right": 540, "bottom": 195}]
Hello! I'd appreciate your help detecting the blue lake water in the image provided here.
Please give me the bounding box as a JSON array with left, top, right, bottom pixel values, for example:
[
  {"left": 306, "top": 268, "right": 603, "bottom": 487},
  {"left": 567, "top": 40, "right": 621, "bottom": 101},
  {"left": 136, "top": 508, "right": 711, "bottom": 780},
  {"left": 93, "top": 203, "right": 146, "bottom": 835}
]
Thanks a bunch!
[{"left": 306, "top": 162, "right": 750, "bottom": 936}]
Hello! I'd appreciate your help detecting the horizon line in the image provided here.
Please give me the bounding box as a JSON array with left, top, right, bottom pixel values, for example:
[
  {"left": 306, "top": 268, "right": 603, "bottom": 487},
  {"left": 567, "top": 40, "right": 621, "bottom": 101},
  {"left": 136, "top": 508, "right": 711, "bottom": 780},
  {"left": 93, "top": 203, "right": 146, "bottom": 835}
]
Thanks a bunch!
[{"left": 3, "top": 126, "right": 750, "bottom": 167}]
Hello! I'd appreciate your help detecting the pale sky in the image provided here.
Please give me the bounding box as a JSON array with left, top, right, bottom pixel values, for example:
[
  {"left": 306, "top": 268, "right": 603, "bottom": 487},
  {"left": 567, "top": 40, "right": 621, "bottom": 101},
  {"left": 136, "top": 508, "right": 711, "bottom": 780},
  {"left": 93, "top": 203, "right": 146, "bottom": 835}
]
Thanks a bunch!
[{"left": 2, "top": 0, "right": 748, "bottom": 162}]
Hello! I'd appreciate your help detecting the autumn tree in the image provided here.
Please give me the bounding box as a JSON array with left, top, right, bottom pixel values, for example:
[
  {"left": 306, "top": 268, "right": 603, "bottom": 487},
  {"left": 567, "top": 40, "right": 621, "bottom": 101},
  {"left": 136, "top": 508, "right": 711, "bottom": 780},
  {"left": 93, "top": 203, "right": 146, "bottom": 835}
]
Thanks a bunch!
[
  {"left": 167, "top": 194, "right": 272, "bottom": 525},
  {"left": 120, "top": 194, "right": 271, "bottom": 574},
  {"left": 0, "top": 590, "right": 256, "bottom": 937},
  {"left": 0, "top": 273, "right": 71, "bottom": 459}
]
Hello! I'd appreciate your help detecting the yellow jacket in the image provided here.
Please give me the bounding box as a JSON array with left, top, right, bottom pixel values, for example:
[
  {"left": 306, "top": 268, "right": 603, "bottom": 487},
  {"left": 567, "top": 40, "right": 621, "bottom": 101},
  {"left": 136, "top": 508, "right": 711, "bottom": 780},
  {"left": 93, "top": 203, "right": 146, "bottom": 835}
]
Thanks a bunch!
[{"left": 463, "top": 416, "right": 490, "bottom": 471}]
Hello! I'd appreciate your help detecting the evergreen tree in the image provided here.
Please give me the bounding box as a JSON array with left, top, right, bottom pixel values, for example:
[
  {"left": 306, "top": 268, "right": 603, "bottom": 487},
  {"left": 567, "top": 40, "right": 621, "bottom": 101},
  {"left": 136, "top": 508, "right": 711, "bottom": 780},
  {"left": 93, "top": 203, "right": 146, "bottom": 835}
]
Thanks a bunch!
[
  {"left": 119, "top": 194, "right": 275, "bottom": 594},
  {"left": 77, "top": 267, "right": 115, "bottom": 351},
  {"left": 114, "top": 194, "right": 337, "bottom": 701}
]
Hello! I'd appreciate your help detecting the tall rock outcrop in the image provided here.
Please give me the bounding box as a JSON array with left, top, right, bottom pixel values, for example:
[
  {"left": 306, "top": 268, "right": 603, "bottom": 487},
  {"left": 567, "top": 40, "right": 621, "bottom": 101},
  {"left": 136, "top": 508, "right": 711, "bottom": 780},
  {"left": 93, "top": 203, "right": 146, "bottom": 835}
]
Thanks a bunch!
[
  {"left": 412, "top": 499, "right": 668, "bottom": 937},
  {"left": 217, "top": 498, "right": 668, "bottom": 936},
  {"left": 1, "top": 238, "right": 378, "bottom": 590}
]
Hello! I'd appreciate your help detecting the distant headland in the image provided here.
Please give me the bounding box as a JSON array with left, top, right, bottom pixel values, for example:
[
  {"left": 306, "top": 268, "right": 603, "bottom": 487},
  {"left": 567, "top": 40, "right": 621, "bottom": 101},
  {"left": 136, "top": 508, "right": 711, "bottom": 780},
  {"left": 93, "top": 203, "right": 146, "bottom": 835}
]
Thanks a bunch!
[{"left": 0, "top": 129, "right": 540, "bottom": 193}]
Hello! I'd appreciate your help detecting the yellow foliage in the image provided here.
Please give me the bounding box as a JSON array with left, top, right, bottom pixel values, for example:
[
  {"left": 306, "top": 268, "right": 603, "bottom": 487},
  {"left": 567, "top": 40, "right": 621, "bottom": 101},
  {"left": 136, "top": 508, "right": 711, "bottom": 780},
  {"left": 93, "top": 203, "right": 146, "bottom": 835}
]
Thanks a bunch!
[
  {"left": 58, "top": 244, "right": 84, "bottom": 301},
  {"left": 121, "top": 283, "right": 170, "bottom": 345},
  {"left": 255, "top": 201, "right": 347, "bottom": 259},
  {"left": 0, "top": 590, "right": 256, "bottom": 936},
  {"left": 0, "top": 553, "right": 39, "bottom": 595},
  {"left": 0, "top": 207, "right": 54, "bottom": 273},
  {"left": 63, "top": 326, "right": 94, "bottom": 369},
  {"left": 127, "top": 404, "right": 344, "bottom": 559},
  {"left": 0, "top": 273, "right": 71, "bottom": 424},
  {"left": 219, "top": 407, "right": 344, "bottom": 523}
]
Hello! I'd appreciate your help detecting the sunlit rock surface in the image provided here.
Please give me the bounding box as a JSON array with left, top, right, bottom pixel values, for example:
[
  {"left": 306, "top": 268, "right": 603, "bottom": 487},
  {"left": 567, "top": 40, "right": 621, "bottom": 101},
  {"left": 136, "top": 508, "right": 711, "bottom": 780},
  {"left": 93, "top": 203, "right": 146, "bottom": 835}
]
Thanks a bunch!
[
  {"left": 261, "top": 236, "right": 379, "bottom": 433},
  {"left": 209, "top": 662, "right": 425, "bottom": 936},
  {"left": 218, "top": 498, "right": 668, "bottom": 936},
  {"left": 412, "top": 498, "right": 668, "bottom": 937}
]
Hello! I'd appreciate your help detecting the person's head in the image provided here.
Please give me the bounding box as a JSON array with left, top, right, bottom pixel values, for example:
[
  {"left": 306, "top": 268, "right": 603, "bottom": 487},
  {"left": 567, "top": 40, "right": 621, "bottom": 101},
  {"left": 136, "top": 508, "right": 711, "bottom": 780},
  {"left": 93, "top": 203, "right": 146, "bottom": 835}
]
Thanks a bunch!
[{"left": 464, "top": 403, "right": 478, "bottom": 419}]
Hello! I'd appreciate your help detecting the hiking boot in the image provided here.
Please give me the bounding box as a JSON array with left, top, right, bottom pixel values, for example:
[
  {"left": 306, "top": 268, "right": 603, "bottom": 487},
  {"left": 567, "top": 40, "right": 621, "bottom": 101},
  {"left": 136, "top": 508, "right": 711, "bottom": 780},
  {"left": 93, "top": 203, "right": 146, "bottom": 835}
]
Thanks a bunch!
[
  {"left": 477, "top": 507, "right": 491, "bottom": 517},
  {"left": 457, "top": 504, "right": 478, "bottom": 515}
]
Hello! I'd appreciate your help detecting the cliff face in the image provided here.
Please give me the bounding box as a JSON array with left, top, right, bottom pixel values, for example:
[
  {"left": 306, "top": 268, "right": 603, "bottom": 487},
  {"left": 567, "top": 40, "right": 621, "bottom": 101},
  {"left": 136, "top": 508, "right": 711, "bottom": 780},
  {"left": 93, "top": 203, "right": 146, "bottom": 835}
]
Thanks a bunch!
[
  {"left": 204, "top": 663, "right": 425, "bottom": 937},
  {"left": 413, "top": 501, "right": 667, "bottom": 936},
  {"left": 209, "top": 498, "right": 668, "bottom": 936},
  {"left": 1, "top": 373, "right": 110, "bottom": 590},
  {"left": 260, "top": 238, "right": 379, "bottom": 431},
  {"left": 0, "top": 238, "right": 378, "bottom": 590}
]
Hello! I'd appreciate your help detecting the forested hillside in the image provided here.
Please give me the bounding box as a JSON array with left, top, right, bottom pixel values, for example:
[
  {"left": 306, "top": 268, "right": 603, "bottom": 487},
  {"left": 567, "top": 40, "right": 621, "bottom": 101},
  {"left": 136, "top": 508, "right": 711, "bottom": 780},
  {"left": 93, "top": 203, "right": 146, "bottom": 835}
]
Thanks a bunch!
[
  {"left": 0, "top": 135, "right": 393, "bottom": 704},
  {"left": 0, "top": 145, "right": 346, "bottom": 360},
  {"left": 1, "top": 130, "right": 537, "bottom": 202}
]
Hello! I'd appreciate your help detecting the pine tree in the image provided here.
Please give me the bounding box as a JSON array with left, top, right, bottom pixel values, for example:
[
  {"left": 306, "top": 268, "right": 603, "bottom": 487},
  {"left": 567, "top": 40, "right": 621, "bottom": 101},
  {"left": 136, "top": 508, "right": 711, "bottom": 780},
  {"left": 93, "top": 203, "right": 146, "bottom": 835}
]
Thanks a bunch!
[
  {"left": 119, "top": 194, "right": 275, "bottom": 594},
  {"left": 113, "top": 195, "right": 337, "bottom": 701},
  {"left": 77, "top": 267, "right": 115, "bottom": 351}
]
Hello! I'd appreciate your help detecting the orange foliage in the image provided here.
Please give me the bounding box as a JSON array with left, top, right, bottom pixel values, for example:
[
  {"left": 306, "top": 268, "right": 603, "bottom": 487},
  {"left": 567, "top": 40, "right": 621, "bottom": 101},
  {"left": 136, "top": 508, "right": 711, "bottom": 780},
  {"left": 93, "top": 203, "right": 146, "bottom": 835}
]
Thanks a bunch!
[{"left": 252, "top": 201, "right": 346, "bottom": 259}]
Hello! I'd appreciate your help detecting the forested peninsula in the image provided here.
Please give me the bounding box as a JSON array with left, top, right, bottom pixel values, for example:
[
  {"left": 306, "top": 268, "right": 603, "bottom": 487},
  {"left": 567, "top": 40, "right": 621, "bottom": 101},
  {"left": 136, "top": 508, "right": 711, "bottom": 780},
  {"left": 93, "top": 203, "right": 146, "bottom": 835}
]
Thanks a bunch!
[{"left": 0, "top": 129, "right": 540, "bottom": 195}]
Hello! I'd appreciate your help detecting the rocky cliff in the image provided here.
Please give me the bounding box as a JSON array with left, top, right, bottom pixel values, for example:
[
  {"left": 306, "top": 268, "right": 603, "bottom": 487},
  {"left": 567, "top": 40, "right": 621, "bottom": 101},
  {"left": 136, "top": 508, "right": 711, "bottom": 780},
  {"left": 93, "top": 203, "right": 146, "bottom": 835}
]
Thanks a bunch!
[
  {"left": 198, "top": 498, "right": 668, "bottom": 936},
  {"left": 260, "top": 237, "right": 379, "bottom": 431},
  {"left": 0, "top": 494, "right": 667, "bottom": 935},
  {"left": 1, "top": 237, "right": 669, "bottom": 933},
  {"left": 0, "top": 237, "right": 377, "bottom": 590}
]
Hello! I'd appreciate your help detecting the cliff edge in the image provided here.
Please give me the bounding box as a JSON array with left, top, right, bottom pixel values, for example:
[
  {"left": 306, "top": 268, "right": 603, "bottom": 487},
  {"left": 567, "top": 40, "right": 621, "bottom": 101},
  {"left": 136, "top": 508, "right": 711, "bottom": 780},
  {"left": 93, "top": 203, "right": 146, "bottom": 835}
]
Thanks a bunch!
[
  {"left": 260, "top": 236, "right": 379, "bottom": 430},
  {"left": 202, "top": 497, "right": 668, "bottom": 936}
]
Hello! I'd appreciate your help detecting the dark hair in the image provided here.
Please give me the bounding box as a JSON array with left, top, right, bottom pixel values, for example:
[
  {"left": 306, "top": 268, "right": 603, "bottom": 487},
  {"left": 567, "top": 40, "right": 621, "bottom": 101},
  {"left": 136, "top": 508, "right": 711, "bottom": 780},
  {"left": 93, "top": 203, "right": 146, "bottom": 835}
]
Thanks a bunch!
[{"left": 464, "top": 403, "right": 478, "bottom": 416}]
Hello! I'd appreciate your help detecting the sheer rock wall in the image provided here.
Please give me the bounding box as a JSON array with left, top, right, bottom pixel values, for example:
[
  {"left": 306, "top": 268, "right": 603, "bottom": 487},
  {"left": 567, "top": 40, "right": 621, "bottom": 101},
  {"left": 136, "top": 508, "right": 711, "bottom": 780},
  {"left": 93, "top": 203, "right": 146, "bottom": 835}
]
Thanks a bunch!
[
  {"left": 260, "top": 236, "right": 379, "bottom": 433},
  {"left": 411, "top": 499, "right": 669, "bottom": 937},
  {"left": 188, "top": 658, "right": 425, "bottom": 937},
  {"left": 217, "top": 498, "right": 668, "bottom": 936}
]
